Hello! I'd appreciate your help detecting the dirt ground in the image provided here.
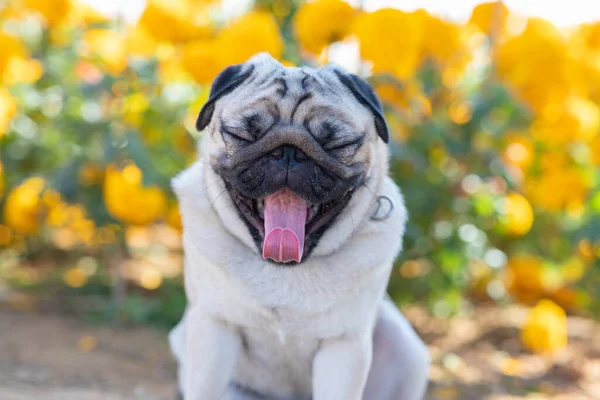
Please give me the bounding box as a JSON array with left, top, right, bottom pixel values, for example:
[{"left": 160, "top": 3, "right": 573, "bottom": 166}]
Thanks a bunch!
[
  {"left": 0, "top": 310, "right": 177, "bottom": 400},
  {"left": 1, "top": 306, "right": 599, "bottom": 400}
]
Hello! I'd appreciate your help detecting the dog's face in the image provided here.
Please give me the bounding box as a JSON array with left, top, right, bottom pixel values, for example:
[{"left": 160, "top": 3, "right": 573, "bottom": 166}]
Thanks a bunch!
[{"left": 197, "top": 54, "right": 389, "bottom": 264}]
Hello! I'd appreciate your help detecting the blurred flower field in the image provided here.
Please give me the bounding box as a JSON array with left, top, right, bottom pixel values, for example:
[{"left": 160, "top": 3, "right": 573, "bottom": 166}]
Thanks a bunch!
[{"left": 0, "top": 0, "right": 599, "bottom": 358}]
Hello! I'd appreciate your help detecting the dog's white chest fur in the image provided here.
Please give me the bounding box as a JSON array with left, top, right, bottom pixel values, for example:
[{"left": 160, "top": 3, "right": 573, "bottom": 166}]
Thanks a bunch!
[
  {"left": 234, "top": 327, "right": 318, "bottom": 398},
  {"left": 173, "top": 160, "right": 407, "bottom": 398}
]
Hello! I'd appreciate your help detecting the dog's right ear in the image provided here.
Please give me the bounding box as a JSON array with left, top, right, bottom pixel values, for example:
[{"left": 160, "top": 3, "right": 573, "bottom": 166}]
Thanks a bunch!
[
  {"left": 332, "top": 70, "right": 389, "bottom": 144},
  {"left": 196, "top": 64, "right": 255, "bottom": 131}
]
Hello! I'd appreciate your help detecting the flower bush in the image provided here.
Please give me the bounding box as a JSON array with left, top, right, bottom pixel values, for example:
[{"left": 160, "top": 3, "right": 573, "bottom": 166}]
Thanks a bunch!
[{"left": 0, "top": 0, "right": 599, "bottom": 334}]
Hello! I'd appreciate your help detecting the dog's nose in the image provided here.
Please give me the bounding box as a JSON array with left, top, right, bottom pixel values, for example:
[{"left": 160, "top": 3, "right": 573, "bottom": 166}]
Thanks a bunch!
[{"left": 271, "top": 146, "right": 308, "bottom": 169}]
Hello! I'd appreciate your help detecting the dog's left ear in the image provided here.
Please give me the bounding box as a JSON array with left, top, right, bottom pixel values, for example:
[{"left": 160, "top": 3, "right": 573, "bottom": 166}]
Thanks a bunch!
[
  {"left": 333, "top": 71, "right": 389, "bottom": 144},
  {"left": 196, "top": 63, "right": 255, "bottom": 131}
]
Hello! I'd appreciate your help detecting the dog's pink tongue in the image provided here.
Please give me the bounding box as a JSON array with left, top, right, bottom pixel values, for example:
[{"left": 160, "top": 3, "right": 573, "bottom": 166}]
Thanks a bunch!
[{"left": 262, "top": 189, "right": 307, "bottom": 263}]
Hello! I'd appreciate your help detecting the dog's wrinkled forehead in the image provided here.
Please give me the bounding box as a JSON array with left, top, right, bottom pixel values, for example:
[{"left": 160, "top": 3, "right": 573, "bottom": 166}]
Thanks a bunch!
[{"left": 196, "top": 53, "right": 389, "bottom": 146}]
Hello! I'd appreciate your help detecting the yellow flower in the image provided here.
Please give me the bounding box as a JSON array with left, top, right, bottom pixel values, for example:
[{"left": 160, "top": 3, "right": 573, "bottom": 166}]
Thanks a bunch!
[
  {"left": 167, "top": 203, "right": 182, "bottom": 231},
  {"left": 572, "top": 22, "right": 600, "bottom": 53},
  {"left": 496, "top": 18, "right": 583, "bottom": 114},
  {"left": 0, "top": 88, "right": 17, "bottom": 137},
  {"left": 503, "top": 134, "right": 534, "bottom": 170},
  {"left": 501, "top": 192, "right": 534, "bottom": 236},
  {"left": 526, "top": 168, "right": 589, "bottom": 212},
  {"left": 0, "top": 158, "right": 4, "bottom": 198},
  {"left": 0, "top": 31, "right": 43, "bottom": 85},
  {"left": 218, "top": 11, "right": 284, "bottom": 65},
  {"left": 81, "top": 29, "right": 128, "bottom": 76},
  {"left": 374, "top": 80, "right": 421, "bottom": 110},
  {"left": 157, "top": 52, "right": 191, "bottom": 84},
  {"left": 448, "top": 100, "right": 473, "bottom": 125},
  {"left": 139, "top": 0, "right": 212, "bottom": 43},
  {"left": 374, "top": 83, "right": 405, "bottom": 108},
  {"left": 0, "top": 4, "right": 26, "bottom": 20},
  {"left": 353, "top": 8, "right": 423, "bottom": 80},
  {"left": 538, "top": 151, "right": 569, "bottom": 172},
  {"left": 69, "top": 214, "right": 96, "bottom": 245},
  {"left": 69, "top": 0, "right": 109, "bottom": 26},
  {"left": 45, "top": 198, "right": 96, "bottom": 247},
  {"left": 2, "top": 58, "right": 44, "bottom": 85},
  {"left": 126, "top": 24, "right": 158, "bottom": 58},
  {"left": 521, "top": 300, "right": 568, "bottom": 354},
  {"left": 103, "top": 164, "right": 167, "bottom": 226},
  {"left": 417, "top": 10, "right": 468, "bottom": 69},
  {"left": 46, "top": 201, "right": 68, "bottom": 227},
  {"left": 42, "top": 188, "right": 62, "bottom": 208},
  {"left": 182, "top": 40, "right": 225, "bottom": 84},
  {"left": 591, "top": 136, "right": 600, "bottom": 166},
  {"left": 504, "top": 254, "right": 548, "bottom": 304},
  {"left": 0, "top": 224, "right": 12, "bottom": 246},
  {"left": 531, "top": 96, "right": 600, "bottom": 145},
  {"left": 294, "top": 0, "right": 356, "bottom": 56},
  {"left": 3, "top": 177, "right": 46, "bottom": 235},
  {"left": 0, "top": 33, "right": 27, "bottom": 83},
  {"left": 140, "top": 269, "right": 162, "bottom": 290},
  {"left": 559, "top": 257, "right": 587, "bottom": 284},
  {"left": 122, "top": 163, "right": 142, "bottom": 184},
  {"left": 569, "top": 22, "right": 600, "bottom": 102},
  {"left": 21, "top": 0, "right": 72, "bottom": 27},
  {"left": 64, "top": 267, "right": 88, "bottom": 288},
  {"left": 468, "top": 1, "right": 509, "bottom": 37},
  {"left": 122, "top": 92, "right": 150, "bottom": 128}
]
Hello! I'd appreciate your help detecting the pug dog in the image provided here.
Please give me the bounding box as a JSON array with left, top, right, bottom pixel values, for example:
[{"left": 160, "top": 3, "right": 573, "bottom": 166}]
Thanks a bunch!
[{"left": 168, "top": 53, "right": 430, "bottom": 400}]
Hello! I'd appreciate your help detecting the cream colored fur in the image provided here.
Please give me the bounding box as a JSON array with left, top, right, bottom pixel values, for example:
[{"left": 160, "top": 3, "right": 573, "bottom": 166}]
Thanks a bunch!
[{"left": 169, "top": 53, "right": 429, "bottom": 400}]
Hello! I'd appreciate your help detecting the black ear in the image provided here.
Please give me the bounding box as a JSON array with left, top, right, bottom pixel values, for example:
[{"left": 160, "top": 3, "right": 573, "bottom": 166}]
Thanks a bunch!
[
  {"left": 196, "top": 64, "right": 255, "bottom": 131},
  {"left": 333, "top": 70, "right": 389, "bottom": 143}
]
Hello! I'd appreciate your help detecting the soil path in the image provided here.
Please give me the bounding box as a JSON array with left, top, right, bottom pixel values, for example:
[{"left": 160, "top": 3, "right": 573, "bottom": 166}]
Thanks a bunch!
[
  {"left": 1, "top": 307, "right": 599, "bottom": 400},
  {"left": 0, "top": 310, "right": 177, "bottom": 400}
]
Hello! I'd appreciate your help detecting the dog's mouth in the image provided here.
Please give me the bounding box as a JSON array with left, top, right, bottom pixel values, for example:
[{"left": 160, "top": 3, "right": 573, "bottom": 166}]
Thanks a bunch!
[{"left": 228, "top": 186, "right": 353, "bottom": 264}]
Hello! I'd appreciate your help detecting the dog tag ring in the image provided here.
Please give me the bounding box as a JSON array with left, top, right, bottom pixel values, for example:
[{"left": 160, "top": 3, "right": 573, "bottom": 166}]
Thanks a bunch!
[{"left": 370, "top": 195, "right": 394, "bottom": 221}]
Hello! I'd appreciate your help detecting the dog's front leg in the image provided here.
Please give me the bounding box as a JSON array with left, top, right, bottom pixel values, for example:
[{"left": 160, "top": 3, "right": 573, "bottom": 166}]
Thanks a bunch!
[
  {"left": 184, "top": 306, "right": 241, "bottom": 400},
  {"left": 312, "top": 335, "right": 372, "bottom": 400}
]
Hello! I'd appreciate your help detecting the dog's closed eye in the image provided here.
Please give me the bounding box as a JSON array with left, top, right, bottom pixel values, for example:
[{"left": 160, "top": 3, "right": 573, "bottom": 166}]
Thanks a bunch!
[
  {"left": 220, "top": 111, "right": 277, "bottom": 145},
  {"left": 303, "top": 117, "right": 364, "bottom": 159},
  {"left": 220, "top": 120, "right": 254, "bottom": 144},
  {"left": 320, "top": 122, "right": 337, "bottom": 143},
  {"left": 324, "top": 134, "right": 364, "bottom": 152},
  {"left": 244, "top": 114, "right": 262, "bottom": 138},
  {"left": 304, "top": 113, "right": 352, "bottom": 143}
]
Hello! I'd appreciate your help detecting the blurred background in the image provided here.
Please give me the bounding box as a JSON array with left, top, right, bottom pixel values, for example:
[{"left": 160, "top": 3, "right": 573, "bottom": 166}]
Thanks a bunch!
[{"left": 1, "top": 0, "right": 600, "bottom": 399}]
